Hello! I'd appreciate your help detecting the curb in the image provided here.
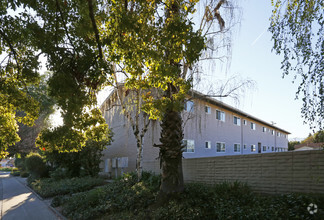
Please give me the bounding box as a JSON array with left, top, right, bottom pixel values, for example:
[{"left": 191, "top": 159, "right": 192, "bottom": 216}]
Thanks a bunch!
[{"left": 14, "top": 176, "right": 67, "bottom": 220}]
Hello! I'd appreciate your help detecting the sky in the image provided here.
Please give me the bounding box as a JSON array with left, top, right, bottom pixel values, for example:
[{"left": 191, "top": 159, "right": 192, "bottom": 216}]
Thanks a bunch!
[{"left": 211, "top": 0, "right": 313, "bottom": 140}]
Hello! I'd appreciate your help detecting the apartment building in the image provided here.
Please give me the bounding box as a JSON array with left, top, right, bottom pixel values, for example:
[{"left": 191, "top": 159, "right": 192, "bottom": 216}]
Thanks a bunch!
[
  {"left": 181, "top": 90, "right": 289, "bottom": 158},
  {"left": 99, "top": 89, "right": 290, "bottom": 175}
]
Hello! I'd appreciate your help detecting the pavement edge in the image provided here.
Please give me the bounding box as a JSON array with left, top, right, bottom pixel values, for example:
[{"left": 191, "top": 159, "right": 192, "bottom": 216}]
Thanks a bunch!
[{"left": 14, "top": 176, "right": 67, "bottom": 220}]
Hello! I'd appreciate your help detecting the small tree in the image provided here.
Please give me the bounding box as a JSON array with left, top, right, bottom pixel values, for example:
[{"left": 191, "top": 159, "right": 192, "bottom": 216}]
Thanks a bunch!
[
  {"left": 288, "top": 141, "right": 300, "bottom": 151},
  {"left": 313, "top": 130, "right": 324, "bottom": 143},
  {"left": 43, "top": 127, "right": 112, "bottom": 178}
]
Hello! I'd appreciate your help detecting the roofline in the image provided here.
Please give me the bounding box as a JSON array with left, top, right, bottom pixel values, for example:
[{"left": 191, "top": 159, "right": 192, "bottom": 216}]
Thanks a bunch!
[
  {"left": 100, "top": 87, "right": 291, "bottom": 134},
  {"left": 188, "top": 90, "right": 291, "bottom": 134}
]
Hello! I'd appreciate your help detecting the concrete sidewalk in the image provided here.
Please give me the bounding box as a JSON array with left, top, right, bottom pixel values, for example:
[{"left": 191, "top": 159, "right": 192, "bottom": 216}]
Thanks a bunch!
[{"left": 0, "top": 172, "right": 60, "bottom": 220}]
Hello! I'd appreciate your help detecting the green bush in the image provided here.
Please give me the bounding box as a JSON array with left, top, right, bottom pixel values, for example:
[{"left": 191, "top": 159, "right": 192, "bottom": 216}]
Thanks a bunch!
[
  {"left": 58, "top": 175, "right": 324, "bottom": 220},
  {"left": 51, "top": 195, "right": 70, "bottom": 207},
  {"left": 44, "top": 138, "right": 111, "bottom": 178},
  {"left": 29, "top": 176, "right": 105, "bottom": 198},
  {"left": 10, "top": 171, "right": 20, "bottom": 176},
  {"left": 49, "top": 168, "right": 68, "bottom": 181},
  {"left": 25, "top": 153, "right": 48, "bottom": 178},
  {"left": 20, "top": 171, "right": 29, "bottom": 177},
  {"left": 0, "top": 167, "right": 14, "bottom": 172},
  {"left": 61, "top": 172, "right": 160, "bottom": 220},
  {"left": 15, "top": 157, "right": 26, "bottom": 171}
]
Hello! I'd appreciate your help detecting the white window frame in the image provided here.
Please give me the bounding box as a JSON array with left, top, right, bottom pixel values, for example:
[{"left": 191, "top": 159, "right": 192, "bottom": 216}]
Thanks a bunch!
[
  {"left": 244, "top": 144, "right": 247, "bottom": 150},
  {"left": 182, "top": 139, "right": 195, "bottom": 153},
  {"left": 184, "top": 100, "right": 194, "bottom": 113},
  {"left": 263, "top": 127, "right": 267, "bottom": 132},
  {"left": 216, "top": 142, "right": 226, "bottom": 153},
  {"left": 243, "top": 120, "right": 247, "bottom": 125},
  {"left": 205, "top": 106, "right": 211, "bottom": 114},
  {"left": 205, "top": 141, "right": 211, "bottom": 149},
  {"left": 263, "top": 146, "right": 267, "bottom": 151},
  {"left": 234, "top": 143, "right": 241, "bottom": 153},
  {"left": 233, "top": 116, "right": 241, "bottom": 126},
  {"left": 251, "top": 145, "right": 256, "bottom": 152},
  {"left": 251, "top": 122, "right": 256, "bottom": 130},
  {"left": 271, "top": 130, "right": 275, "bottom": 135},
  {"left": 216, "top": 110, "right": 225, "bottom": 122},
  {"left": 277, "top": 132, "right": 281, "bottom": 137}
]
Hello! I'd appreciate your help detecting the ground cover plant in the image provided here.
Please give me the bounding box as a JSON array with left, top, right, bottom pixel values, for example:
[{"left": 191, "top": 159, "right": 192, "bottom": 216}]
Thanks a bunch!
[
  {"left": 0, "top": 167, "right": 15, "bottom": 172},
  {"left": 29, "top": 176, "right": 105, "bottom": 198},
  {"left": 52, "top": 172, "right": 324, "bottom": 220}
]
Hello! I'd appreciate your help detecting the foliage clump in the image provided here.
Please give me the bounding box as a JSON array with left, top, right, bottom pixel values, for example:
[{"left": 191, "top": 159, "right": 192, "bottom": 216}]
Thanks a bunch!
[
  {"left": 29, "top": 176, "right": 105, "bottom": 198},
  {"left": 25, "top": 152, "right": 48, "bottom": 179},
  {"left": 50, "top": 173, "right": 324, "bottom": 220},
  {"left": 59, "top": 172, "right": 160, "bottom": 220}
]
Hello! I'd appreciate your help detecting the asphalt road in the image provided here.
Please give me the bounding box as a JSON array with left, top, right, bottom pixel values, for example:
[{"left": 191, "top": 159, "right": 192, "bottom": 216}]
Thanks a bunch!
[{"left": 0, "top": 172, "right": 59, "bottom": 220}]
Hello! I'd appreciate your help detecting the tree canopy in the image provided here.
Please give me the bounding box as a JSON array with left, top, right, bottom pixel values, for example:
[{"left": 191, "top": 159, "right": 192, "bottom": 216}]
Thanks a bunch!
[
  {"left": 1, "top": 0, "right": 111, "bottom": 155},
  {"left": 9, "top": 73, "right": 55, "bottom": 156},
  {"left": 1, "top": 0, "right": 233, "bottom": 195},
  {"left": 0, "top": 1, "right": 41, "bottom": 158},
  {"left": 270, "top": 0, "right": 324, "bottom": 130}
]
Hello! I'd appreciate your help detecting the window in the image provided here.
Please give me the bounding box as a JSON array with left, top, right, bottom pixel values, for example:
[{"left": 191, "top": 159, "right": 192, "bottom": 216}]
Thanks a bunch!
[
  {"left": 243, "top": 120, "right": 247, "bottom": 125},
  {"left": 205, "top": 141, "right": 211, "bottom": 149},
  {"left": 251, "top": 122, "right": 256, "bottom": 130},
  {"left": 205, "top": 106, "right": 211, "bottom": 114},
  {"left": 183, "top": 139, "right": 195, "bottom": 152},
  {"left": 234, "top": 116, "right": 241, "bottom": 126},
  {"left": 272, "top": 146, "right": 274, "bottom": 151},
  {"left": 263, "top": 146, "right": 267, "bottom": 151},
  {"left": 216, "top": 142, "right": 226, "bottom": 152},
  {"left": 268, "top": 146, "right": 270, "bottom": 150},
  {"left": 263, "top": 127, "right": 267, "bottom": 132},
  {"left": 184, "top": 100, "right": 194, "bottom": 112},
  {"left": 271, "top": 130, "right": 275, "bottom": 135},
  {"left": 216, "top": 110, "right": 225, "bottom": 121},
  {"left": 234, "top": 144, "right": 240, "bottom": 152},
  {"left": 251, "top": 145, "right": 256, "bottom": 152},
  {"left": 244, "top": 144, "right": 247, "bottom": 150},
  {"left": 277, "top": 132, "right": 281, "bottom": 137}
]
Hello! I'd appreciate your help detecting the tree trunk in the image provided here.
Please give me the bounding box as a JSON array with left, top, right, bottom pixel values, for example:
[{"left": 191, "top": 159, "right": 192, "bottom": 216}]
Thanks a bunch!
[
  {"left": 159, "top": 84, "right": 184, "bottom": 195},
  {"left": 136, "top": 135, "right": 143, "bottom": 181}
]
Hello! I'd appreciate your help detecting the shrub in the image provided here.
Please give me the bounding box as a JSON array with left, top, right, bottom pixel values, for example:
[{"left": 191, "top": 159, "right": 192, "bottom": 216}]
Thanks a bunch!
[
  {"left": 61, "top": 172, "right": 160, "bottom": 220},
  {"left": 44, "top": 137, "right": 112, "bottom": 178},
  {"left": 25, "top": 152, "right": 48, "bottom": 178},
  {"left": 54, "top": 175, "right": 324, "bottom": 220},
  {"left": 20, "top": 171, "right": 29, "bottom": 177},
  {"left": 49, "top": 168, "right": 68, "bottom": 181},
  {"left": 0, "top": 167, "right": 14, "bottom": 172},
  {"left": 10, "top": 170, "right": 20, "bottom": 176},
  {"left": 29, "top": 176, "right": 105, "bottom": 198},
  {"left": 15, "top": 157, "right": 26, "bottom": 171}
]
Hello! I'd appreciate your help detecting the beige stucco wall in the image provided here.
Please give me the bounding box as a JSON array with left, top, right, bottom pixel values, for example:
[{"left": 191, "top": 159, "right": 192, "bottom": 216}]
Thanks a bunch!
[{"left": 143, "top": 150, "right": 324, "bottom": 194}]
